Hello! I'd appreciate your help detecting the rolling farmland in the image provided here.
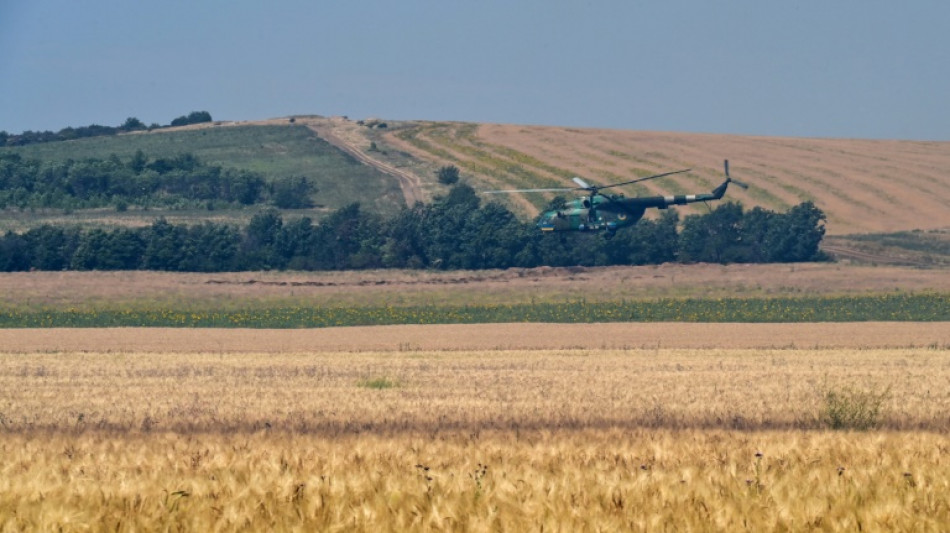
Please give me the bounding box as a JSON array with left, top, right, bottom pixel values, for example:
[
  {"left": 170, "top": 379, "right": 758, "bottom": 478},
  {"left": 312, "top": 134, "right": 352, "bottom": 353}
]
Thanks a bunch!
[
  {"left": 383, "top": 120, "right": 950, "bottom": 235},
  {"left": 2, "top": 115, "right": 949, "bottom": 529},
  {"left": 1, "top": 264, "right": 949, "bottom": 529},
  {"left": 7, "top": 116, "right": 947, "bottom": 239}
]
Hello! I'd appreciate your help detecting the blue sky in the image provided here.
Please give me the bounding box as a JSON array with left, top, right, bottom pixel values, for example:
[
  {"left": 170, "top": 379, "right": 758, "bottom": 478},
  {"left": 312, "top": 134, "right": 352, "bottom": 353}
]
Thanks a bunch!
[{"left": 2, "top": 1, "right": 948, "bottom": 140}]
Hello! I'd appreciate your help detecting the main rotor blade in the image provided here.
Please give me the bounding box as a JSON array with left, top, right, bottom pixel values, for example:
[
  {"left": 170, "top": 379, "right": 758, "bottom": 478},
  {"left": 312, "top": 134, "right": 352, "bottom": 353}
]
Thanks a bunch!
[
  {"left": 572, "top": 176, "right": 592, "bottom": 189},
  {"left": 484, "top": 167, "right": 693, "bottom": 195},
  {"left": 482, "top": 187, "right": 574, "bottom": 194},
  {"left": 596, "top": 168, "right": 692, "bottom": 190}
]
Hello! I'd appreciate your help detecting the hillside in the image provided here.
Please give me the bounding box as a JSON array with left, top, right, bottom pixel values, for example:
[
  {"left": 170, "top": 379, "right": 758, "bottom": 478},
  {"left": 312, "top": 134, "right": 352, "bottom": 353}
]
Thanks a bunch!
[
  {"left": 3, "top": 116, "right": 948, "bottom": 245},
  {"left": 0, "top": 121, "right": 404, "bottom": 231},
  {"left": 364, "top": 121, "right": 950, "bottom": 236}
]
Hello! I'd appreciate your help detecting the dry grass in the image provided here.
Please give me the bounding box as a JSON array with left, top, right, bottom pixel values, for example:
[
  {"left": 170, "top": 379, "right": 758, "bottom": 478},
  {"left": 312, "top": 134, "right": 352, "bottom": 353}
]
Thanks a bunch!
[
  {"left": 2, "top": 345, "right": 950, "bottom": 530},
  {"left": 2, "top": 348, "right": 948, "bottom": 433},
  {"left": 3, "top": 429, "right": 949, "bottom": 531}
]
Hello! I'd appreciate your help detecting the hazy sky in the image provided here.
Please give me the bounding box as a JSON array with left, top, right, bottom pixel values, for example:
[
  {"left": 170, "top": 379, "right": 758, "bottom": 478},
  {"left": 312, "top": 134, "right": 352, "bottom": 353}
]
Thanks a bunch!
[{"left": 2, "top": 1, "right": 948, "bottom": 140}]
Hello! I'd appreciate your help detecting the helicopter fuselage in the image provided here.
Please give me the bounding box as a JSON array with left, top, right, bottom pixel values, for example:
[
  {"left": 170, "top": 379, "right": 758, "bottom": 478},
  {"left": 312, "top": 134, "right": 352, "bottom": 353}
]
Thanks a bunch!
[
  {"left": 484, "top": 160, "right": 743, "bottom": 236},
  {"left": 537, "top": 195, "right": 646, "bottom": 233},
  {"left": 537, "top": 184, "right": 727, "bottom": 234}
]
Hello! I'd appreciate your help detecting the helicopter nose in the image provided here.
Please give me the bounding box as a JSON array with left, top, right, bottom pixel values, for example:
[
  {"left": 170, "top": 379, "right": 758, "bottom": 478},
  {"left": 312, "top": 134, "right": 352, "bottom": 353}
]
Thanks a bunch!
[{"left": 537, "top": 213, "right": 556, "bottom": 231}]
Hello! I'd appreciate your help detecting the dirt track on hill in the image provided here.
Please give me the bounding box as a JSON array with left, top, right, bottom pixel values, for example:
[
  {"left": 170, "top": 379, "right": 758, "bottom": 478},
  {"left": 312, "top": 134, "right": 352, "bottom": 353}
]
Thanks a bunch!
[
  {"left": 305, "top": 119, "right": 424, "bottom": 205},
  {"left": 4, "top": 322, "right": 947, "bottom": 353}
]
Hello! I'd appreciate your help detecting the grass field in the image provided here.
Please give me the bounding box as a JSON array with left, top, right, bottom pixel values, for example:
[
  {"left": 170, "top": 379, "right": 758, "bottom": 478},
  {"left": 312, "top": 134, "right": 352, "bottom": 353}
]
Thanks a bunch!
[
  {"left": 2, "top": 292, "right": 947, "bottom": 327},
  {"left": 2, "top": 342, "right": 950, "bottom": 530},
  {"left": 1, "top": 124, "right": 376, "bottom": 187},
  {"left": 0, "top": 123, "right": 405, "bottom": 230}
]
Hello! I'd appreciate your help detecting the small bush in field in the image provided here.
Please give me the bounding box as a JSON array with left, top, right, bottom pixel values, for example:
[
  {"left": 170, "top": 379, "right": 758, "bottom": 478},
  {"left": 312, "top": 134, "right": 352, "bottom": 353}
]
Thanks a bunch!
[
  {"left": 358, "top": 376, "right": 399, "bottom": 389},
  {"left": 821, "top": 384, "right": 890, "bottom": 430}
]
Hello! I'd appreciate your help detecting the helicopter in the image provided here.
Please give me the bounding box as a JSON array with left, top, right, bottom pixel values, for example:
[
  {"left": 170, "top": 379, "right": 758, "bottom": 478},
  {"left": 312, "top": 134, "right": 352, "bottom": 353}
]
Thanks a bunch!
[{"left": 483, "top": 159, "right": 748, "bottom": 238}]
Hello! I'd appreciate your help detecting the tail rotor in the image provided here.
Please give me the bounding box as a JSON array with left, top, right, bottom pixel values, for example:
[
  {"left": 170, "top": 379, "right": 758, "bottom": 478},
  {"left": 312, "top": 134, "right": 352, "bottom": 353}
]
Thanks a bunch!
[{"left": 724, "top": 160, "right": 749, "bottom": 189}]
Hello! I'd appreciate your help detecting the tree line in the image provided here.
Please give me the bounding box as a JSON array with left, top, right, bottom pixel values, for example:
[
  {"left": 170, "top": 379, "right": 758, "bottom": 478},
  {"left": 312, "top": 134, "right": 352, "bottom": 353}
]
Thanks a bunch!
[
  {"left": 0, "top": 111, "right": 213, "bottom": 147},
  {"left": 0, "top": 184, "right": 826, "bottom": 272},
  {"left": 0, "top": 151, "right": 314, "bottom": 210}
]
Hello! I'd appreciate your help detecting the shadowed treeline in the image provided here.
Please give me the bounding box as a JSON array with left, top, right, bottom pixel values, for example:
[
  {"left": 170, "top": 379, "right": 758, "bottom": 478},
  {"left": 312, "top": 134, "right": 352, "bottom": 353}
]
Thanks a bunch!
[{"left": 0, "top": 184, "right": 827, "bottom": 272}]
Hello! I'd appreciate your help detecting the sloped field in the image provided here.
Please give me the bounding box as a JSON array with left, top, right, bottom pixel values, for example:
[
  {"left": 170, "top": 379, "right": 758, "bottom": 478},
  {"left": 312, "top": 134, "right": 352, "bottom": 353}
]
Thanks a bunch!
[{"left": 384, "top": 121, "right": 950, "bottom": 235}]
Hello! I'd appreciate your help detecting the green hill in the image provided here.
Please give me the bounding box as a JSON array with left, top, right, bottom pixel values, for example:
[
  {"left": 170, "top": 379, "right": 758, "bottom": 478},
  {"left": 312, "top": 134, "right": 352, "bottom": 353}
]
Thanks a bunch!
[{"left": 0, "top": 122, "right": 404, "bottom": 231}]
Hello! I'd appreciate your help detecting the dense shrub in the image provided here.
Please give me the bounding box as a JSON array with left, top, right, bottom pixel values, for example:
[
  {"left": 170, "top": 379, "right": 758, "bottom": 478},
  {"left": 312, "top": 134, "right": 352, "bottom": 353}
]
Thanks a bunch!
[{"left": 0, "top": 152, "right": 269, "bottom": 209}]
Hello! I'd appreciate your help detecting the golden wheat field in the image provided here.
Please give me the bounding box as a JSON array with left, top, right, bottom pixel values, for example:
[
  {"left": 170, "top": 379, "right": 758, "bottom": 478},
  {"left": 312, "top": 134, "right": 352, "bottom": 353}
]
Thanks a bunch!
[{"left": 2, "top": 324, "right": 950, "bottom": 531}]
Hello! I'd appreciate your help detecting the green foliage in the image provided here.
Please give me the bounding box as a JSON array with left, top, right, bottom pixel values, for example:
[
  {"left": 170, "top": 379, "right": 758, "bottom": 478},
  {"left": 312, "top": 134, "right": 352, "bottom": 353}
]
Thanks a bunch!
[
  {"left": 0, "top": 151, "right": 267, "bottom": 209},
  {"left": 610, "top": 210, "right": 679, "bottom": 265},
  {"left": 0, "top": 293, "right": 945, "bottom": 327},
  {"left": 243, "top": 209, "right": 284, "bottom": 269},
  {"left": 308, "top": 203, "right": 385, "bottom": 270},
  {"left": 23, "top": 225, "right": 81, "bottom": 270},
  {"left": 0, "top": 113, "right": 202, "bottom": 147},
  {"left": 768, "top": 201, "right": 827, "bottom": 261},
  {"left": 140, "top": 219, "right": 241, "bottom": 272},
  {"left": 0, "top": 230, "right": 29, "bottom": 271},
  {"left": 170, "top": 111, "right": 213, "bottom": 127},
  {"left": 270, "top": 177, "right": 316, "bottom": 209},
  {"left": 0, "top": 184, "right": 831, "bottom": 272},
  {"left": 436, "top": 165, "right": 460, "bottom": 185},
  {"left": 357, "top": 377, "right": 400, "bottom": 389},
  {"left": 821, "top": 384, "right": 891, "bottom": 430},
  {"left": 121, "top": 117, "right": 147, "bottom": 131},
  {"left": 70, "top": 228, "right": 145, "bottom": 270},
  {"left": 679, "top": 201, "right": 826, "bottom": 263}
]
